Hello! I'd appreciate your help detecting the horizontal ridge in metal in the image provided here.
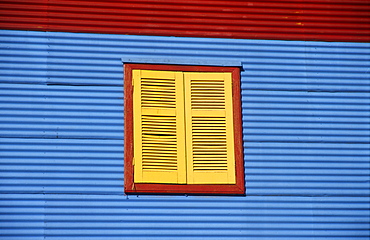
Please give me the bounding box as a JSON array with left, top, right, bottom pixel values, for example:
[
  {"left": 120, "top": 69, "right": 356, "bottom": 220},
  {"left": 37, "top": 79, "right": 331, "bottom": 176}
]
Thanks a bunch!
[{"left": 0, "top": 0, "right": 370, "bottom": 42}]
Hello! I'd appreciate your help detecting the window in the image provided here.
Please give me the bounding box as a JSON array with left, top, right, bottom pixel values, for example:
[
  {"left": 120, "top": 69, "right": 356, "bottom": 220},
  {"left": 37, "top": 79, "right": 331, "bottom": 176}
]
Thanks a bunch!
[{"left": 124, "top": 64, "right": 245, "bottom": 195}]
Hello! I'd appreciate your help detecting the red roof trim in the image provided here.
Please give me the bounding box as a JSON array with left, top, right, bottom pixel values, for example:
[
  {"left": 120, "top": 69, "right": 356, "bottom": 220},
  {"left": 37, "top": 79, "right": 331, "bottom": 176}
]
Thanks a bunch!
[{"left": 1, "top": 0, "right": 369, "bottom": 42}]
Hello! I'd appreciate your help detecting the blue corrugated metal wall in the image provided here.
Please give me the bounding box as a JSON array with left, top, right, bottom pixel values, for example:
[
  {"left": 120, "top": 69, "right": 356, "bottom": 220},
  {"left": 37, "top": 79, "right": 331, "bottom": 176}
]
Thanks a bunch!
[{"left": 0, "top": 29, "right": 369, "bottom": 239}]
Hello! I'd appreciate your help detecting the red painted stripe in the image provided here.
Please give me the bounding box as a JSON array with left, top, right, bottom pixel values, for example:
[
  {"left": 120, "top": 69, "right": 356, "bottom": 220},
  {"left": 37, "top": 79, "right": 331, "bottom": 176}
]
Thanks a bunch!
[{"left": 1, "top": 0, "right": 369, "bottom": 42}]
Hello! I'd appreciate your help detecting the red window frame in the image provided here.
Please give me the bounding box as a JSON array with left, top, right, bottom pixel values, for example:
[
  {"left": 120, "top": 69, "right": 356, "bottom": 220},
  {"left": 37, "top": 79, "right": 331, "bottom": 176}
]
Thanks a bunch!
[{"left": 124, "top": 63, "right": 245, "bottom": 195}]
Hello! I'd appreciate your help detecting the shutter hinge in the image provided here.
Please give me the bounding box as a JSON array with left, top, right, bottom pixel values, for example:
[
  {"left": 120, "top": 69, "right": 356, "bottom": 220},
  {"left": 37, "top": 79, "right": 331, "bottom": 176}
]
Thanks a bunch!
[{"left": 132, "top": 157, "right": 135, "bottom": 166}]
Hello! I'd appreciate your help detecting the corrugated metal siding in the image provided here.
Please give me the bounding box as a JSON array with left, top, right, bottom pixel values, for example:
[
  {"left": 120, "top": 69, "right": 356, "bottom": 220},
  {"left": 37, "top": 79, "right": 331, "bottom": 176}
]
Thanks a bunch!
[
  {"left": 0, "top": 0, "right": 370, "bottom": 43},
  {"left": 1, "top": 194, "right": 369, "bottom": 240},
  {"left": 0, "top": 29, "right": 369, "bottom": 239}
]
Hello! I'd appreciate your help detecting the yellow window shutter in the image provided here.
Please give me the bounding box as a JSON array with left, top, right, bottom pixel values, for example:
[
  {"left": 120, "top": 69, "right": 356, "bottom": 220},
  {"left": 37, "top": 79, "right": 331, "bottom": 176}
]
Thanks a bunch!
[
  {"left": 133, "top": 70, "right": 186, "bottom": 184},
  {"left": 184, "top": 72, "right": 236, "bottom": 184}
]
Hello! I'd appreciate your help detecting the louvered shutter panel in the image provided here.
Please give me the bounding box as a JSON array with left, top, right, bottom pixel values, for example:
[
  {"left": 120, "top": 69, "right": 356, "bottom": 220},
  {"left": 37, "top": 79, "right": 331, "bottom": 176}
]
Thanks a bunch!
[
  {"left": 184, "top": 72, "right": 236, "bottom": 184},
  {"left": 133, "top": 70, "right": 186, "bottom": 184}
]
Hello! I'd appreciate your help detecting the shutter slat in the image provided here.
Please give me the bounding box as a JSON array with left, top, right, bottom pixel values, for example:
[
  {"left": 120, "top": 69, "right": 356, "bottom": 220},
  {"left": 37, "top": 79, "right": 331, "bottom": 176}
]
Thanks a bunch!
[{"left": 185, "top": 72, "right": 236, "bottom": 184}]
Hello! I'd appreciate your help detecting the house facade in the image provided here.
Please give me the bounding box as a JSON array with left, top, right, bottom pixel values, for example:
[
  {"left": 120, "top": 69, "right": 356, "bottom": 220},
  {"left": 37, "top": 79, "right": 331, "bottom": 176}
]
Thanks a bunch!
[{"left": 0, "top": 1, "right": 369, "bottom": 239}]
